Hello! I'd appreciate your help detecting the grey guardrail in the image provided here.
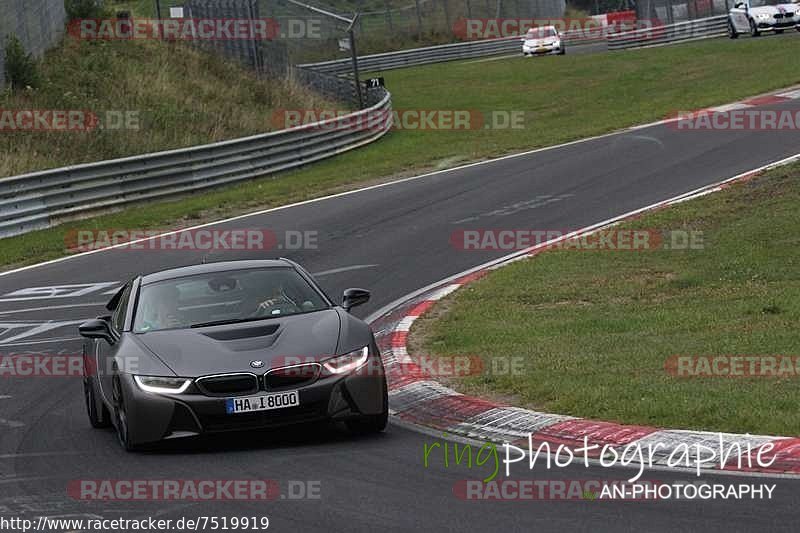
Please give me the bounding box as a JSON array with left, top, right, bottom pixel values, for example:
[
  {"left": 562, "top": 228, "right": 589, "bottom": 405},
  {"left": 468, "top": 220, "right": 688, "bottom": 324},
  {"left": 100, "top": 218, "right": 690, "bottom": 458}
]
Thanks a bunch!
[
  {"left": 561, "top": 28, "right": 611, "bottom": 45},
  {"left": 300, "top": 31, "right": 616, "bottom": 76},
  {"left": 0, "top": 89, "right": 392, "bottom": 239},
  {"left": 607, "top": 15, "right": 728, "bottom": 50},
  {"left": 299, "top": 36, "right": 522, "bottom": 75}
]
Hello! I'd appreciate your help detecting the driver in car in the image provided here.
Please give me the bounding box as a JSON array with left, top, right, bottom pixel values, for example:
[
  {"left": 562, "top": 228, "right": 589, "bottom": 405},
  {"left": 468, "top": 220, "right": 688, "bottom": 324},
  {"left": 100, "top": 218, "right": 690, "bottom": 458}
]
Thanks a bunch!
[
  {"left": 138, "top": 285, "right": 183, "bottom": 331},
  {"left": 254, "top": 285, "right": 299, "bottom": 316}
]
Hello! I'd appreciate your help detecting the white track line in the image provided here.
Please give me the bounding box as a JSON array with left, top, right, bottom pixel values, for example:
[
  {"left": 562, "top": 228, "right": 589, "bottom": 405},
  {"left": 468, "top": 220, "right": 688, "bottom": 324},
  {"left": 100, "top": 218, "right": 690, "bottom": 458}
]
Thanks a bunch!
[{"left": 4, "top": 84, "right": 798, "bottom": 281}]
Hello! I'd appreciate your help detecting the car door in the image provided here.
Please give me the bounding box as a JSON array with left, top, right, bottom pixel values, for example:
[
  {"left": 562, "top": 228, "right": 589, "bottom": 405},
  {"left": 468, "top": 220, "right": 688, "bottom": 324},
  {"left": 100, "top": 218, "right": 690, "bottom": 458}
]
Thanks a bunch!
[
  {"left": 97, "top": 282, "right": 132, "bottom": 404},
  {"left": 730, "top": 1, "right": 751, "bottom": 31}
]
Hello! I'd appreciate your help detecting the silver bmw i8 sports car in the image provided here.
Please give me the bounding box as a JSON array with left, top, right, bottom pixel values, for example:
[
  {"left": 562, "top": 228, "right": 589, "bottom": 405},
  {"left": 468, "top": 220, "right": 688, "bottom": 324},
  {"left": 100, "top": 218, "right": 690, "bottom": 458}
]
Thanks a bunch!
[{"left": 79, "top": 259, "right": 388, "bottom": 451}]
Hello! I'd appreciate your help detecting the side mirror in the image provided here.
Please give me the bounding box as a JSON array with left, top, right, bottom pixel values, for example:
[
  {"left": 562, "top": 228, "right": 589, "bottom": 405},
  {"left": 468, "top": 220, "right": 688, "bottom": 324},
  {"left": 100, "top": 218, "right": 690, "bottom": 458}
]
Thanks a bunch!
[
  {"left": 342, "top": 288, "right": 370, "bottom": 312},
  {"left": 79, "top": 318, "right": 115, "bottom": 344}
]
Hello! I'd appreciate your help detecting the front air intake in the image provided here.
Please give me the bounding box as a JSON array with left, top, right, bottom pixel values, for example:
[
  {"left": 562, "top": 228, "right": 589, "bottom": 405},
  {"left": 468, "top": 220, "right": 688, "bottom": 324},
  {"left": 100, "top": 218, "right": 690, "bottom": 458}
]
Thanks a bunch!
[
  {"left": 265, "top": 363, "right": 321, "bottom": 391},
  {"left": 196, "top": 373, "right": 259, "bottom": 396}
]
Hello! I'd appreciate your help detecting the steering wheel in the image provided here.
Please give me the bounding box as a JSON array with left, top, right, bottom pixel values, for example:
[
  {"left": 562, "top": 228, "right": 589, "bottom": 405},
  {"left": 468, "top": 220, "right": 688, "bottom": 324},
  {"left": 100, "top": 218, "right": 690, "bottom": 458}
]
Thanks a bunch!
[{"left": 251, "top": 296, "right": 301, "bottom": 317}]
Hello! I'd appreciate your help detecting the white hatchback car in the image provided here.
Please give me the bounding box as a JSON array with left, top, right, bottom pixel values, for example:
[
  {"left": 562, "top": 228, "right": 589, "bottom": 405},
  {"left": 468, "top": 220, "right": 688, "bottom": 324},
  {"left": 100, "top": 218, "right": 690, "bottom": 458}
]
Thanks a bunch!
[
  {"left": 521, "top": 26, "right": 565, "bottom": 56},
  {"left": 728, "top": 0, "right": 799, "bottom": 37}
]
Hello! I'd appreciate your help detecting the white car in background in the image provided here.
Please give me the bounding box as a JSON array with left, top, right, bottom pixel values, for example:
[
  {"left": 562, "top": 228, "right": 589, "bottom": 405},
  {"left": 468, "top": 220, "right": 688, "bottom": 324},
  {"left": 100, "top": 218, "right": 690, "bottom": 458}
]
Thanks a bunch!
[
  {"left": 728, "top": 0, "right": 799, "bottom": 37},
  {"left": 521, "top": 26, "right": 565, "bottom": 56}
]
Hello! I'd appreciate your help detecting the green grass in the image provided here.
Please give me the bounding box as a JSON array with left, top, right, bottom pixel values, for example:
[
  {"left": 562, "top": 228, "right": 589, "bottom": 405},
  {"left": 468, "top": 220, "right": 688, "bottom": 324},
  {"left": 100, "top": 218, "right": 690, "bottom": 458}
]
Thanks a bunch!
[
  {"left": 0, "top": 36, "right": 335, "bottom": 177},
  {"left": 411, "top": 163, "right": 800, "bottom": 436},
  {"left": 1, "top": 36, "right": 799, "bottom": 271}
]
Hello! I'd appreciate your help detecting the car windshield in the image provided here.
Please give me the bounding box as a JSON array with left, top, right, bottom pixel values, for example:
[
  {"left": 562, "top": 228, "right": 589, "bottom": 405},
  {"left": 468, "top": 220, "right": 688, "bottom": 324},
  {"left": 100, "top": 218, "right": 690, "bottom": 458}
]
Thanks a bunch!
[
  {"left": 132, "top": 267, "right": 329, "bottom": 333},
  {"left": 525, "top": 27, "right": 556, "bottom": 39}
]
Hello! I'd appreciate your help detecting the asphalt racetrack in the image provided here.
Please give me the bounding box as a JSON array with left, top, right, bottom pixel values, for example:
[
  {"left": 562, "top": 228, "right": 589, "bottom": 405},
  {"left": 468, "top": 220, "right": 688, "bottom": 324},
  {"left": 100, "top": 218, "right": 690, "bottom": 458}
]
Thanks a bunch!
[{"left": 0, "top": 95, "right": 799, "bottom": 531}]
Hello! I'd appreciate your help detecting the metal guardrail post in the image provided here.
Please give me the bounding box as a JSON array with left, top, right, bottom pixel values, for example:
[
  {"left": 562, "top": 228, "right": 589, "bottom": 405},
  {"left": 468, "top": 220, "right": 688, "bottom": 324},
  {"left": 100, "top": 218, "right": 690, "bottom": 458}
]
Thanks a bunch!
[{"left": 348, "top": 17, "right": 364, "bottom": 109}]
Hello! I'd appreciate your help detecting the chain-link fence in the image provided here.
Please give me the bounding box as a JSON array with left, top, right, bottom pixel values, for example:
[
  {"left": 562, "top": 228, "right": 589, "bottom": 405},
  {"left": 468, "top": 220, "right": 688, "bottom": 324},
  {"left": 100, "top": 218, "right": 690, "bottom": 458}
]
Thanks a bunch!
[
  {"left": 0, "top": 0, "right": 68, "bottom": 86},
  {"left": 260, "top": 0, "right": 566, "bottom": 61},
  {"left": 178, "top": 0, "right": 567, "bottom": 105},
  {"left": 357, "top": 0, "right": 568, "bottom": 38},
  {"left": 637, "top": 0, "right": 731, "bottom": 24},
  {"left": 182, "top": 0, "right": 280, "bottom": 75}
]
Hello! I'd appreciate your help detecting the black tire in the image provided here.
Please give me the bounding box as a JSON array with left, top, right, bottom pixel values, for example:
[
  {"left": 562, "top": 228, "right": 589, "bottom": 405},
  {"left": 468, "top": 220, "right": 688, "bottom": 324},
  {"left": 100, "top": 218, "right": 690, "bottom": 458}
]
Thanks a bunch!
[
  {"left": 796, "top": 25, "right": 800, "bottom": 32},
  {"left": 559, "top": 47, "right": 566, "bottom": 55},
  {"left": 84, "top": 378, "right": 111, "bottom": 428},
  {"left": 346, "top": 379, "right": 388, "bottom": 435},
  {"left": 775, "top": 29, "right": 784, "bottom": 34},
  {"left": 750, "top": 18, "right": 760, "bottom": 37},
  {"left": 728, "top": 20, "right": 739, "bottom": 39},
  {"left": 112, "top": 376, "right": 139, "bottom": 451}
]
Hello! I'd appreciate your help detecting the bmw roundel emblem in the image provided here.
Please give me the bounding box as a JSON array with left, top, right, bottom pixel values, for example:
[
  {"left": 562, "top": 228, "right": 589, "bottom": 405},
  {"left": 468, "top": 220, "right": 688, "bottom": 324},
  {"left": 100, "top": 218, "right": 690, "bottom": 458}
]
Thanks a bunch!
[{"left": 250, "top": 360, "right": 264, "bottom": 369}]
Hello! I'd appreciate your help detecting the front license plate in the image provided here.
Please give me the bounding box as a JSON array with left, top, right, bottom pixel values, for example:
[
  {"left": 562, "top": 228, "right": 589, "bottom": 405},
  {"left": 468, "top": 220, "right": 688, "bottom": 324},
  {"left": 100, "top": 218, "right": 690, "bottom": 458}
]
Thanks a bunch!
[
  {"left": 536, "top": 47, "right": 547, "bottom": 53},
  {"left": 226, "top": 391, "right": 300, "bottom": 414}
]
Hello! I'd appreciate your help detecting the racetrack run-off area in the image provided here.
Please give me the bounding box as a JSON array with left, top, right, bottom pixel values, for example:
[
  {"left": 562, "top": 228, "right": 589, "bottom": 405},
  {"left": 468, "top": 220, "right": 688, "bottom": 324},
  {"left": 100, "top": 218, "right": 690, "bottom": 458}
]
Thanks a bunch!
[{"left": 2, "top": 20, "right": 800, "bottom": 533}]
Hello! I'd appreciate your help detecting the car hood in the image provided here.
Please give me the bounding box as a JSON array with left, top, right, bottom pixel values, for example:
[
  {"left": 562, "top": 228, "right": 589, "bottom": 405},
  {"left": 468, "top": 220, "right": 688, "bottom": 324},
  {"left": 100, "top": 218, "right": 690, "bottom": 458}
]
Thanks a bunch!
[
  {"left": 749, "top": 4, "right": 797, "bottom": 15},
  {"left": 134, "top": 309, "right": 342, "bottom": 377},
  {"left": 524, "top": 38, "right": 558, "bottom": 47}
]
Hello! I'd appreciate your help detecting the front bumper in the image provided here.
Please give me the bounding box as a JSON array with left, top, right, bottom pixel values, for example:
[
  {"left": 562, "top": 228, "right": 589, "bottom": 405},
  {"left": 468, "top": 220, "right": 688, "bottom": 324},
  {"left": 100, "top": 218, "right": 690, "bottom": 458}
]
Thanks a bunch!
[
  {"left": 522, "top": 44, "right": 562, "bottom": 55},
  {"left": 755, "top": 18, "right": 797, "bottom": 29},
  {"left": 119, "top": 354, "right": 387, "bottom": 446}
]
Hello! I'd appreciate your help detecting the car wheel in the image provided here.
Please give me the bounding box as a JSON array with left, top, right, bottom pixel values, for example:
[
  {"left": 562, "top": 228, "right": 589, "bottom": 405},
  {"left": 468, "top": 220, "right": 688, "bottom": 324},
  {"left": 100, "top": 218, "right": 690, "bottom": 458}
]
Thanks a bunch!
[
  {"left": 728, "top": 20, "right": 739, "bottom": 38},
  {"left": 112, "top": 376, "right": 138, "bottom": 451},
  {"left": 345, "top": 379, "right": 388, "bottom": 435},
  {"left": 775, "top": 28, "right": 784, "bottom": 34},
  {"left": 750, "top": 18, "right": 760, "bottom": 36},
  {"left": 84, "top": 378, "right": 111, "bottom": 428},
  {"left": 559, "top": 47, "right": 566, "bottom": 55}
]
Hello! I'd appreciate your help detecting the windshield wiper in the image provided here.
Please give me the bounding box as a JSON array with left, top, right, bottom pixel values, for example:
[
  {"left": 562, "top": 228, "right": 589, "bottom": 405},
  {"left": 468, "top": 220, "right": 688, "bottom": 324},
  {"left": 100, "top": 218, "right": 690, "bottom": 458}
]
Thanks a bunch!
[{"left": 190, "top": 316, "right": 273, "bottom": 329}]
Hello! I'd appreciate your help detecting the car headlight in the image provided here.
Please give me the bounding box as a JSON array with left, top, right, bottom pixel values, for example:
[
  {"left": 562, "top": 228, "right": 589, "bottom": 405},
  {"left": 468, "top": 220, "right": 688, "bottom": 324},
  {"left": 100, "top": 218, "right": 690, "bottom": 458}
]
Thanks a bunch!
[
  {"left": 323, "top": 346, "right": 369, "bottom": 374},
  {"left": 134, "top": 375, "right": 192, "bottom": 394}
]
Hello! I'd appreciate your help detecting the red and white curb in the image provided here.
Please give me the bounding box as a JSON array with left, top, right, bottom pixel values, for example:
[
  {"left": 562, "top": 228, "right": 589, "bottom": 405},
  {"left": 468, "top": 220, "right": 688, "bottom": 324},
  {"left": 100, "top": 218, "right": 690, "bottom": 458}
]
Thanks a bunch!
[
  {"left": 368, "top": 151, "right": 800, "bottom": 477},
  {"left": 701, "top": 89, "right": 800, "bottom": 114},
  {"left": 627, "top": 86, "right": 800, "bottom": 131}
]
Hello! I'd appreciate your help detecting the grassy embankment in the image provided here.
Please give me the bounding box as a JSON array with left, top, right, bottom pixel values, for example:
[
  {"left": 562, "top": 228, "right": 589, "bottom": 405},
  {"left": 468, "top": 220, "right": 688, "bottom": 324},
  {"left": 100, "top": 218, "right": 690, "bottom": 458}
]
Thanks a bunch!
[
  {"left": 411, "top": 163, "right": 800, "bottom": 436},
  {"left": 1, "top": 35, "right": 799, "bottom": 273}
]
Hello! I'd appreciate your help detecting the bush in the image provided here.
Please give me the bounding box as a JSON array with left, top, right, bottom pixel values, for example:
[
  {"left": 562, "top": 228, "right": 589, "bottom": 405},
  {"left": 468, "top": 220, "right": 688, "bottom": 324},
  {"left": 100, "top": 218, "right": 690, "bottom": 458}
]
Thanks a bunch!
[
  {"left": 3, "top": 34, "right": 39, "bottom": 91},
  {"left": 65, "top": 0, "right": 104, "bottom": 19}
]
